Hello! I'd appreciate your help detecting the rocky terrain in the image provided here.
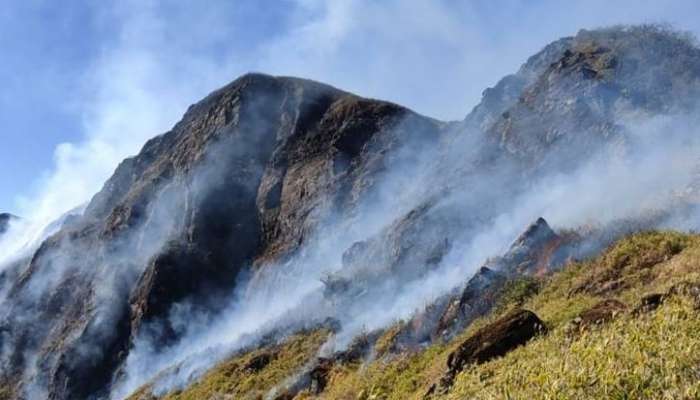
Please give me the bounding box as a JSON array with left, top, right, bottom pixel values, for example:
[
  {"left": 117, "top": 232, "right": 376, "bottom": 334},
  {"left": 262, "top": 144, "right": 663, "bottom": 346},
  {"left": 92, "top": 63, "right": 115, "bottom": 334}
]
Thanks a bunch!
[{"left": 1, "top": 25, "right": 700, "bottom": 400}]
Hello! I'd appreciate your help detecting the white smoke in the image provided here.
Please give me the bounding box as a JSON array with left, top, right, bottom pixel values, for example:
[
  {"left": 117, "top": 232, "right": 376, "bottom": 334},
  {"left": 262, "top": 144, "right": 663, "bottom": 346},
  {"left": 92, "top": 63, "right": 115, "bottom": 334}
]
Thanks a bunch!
[
  {"left": 0, "top": 1, "right": 242, "bottom": 268},
  {"left": 3, "top": 2, "right": 700, "bottom": 399},
  {"left": 7, "top": 0, "right": 700, "bottom": 241},
  {"left": 111, "top": 103, "right": 700, "bottom": 398}
]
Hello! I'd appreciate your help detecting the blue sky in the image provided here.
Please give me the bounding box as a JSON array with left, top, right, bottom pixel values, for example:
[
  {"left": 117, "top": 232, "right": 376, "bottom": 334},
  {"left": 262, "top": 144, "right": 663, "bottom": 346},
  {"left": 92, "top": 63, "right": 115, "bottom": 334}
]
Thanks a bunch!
[{"left": 2, "top": 0, "right": 700, "bottom": 218}]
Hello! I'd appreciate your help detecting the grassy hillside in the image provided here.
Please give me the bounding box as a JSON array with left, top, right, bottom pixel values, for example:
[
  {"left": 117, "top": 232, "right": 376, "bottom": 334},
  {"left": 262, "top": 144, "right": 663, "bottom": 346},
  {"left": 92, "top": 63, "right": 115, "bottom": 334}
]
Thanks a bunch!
[
  {"left": 128, "top": 329, "right": 330, "bottom": 400},
  {"left": 134, "top": 231, "right": 700, "bottom": 400}
]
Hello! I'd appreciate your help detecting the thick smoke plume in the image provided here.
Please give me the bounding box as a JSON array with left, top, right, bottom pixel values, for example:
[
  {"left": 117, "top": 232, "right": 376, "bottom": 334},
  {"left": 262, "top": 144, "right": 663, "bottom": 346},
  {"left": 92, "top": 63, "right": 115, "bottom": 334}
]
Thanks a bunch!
[
  {"left": 3, "top": 10, "right": 700, "bottom": 400},
  {"left": 113, "top": 104, "right": 700, "bottom": 398}
]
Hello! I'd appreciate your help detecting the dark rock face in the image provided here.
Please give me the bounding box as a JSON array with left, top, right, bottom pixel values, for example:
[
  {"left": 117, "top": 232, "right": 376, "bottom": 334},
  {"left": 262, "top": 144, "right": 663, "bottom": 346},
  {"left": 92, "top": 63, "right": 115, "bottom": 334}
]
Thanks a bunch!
[
  {"left": 1, "top": 75, "right": 295, "bottom": 399},
  {"left": 503, "top": 28, "right": 700, "bottom": 165},
  {"left": 2, "top": 26, "right": 700, "bottom": 399},
  {"left": 487, "top": 217, "right": 570, "bottom": 277},
  {"left": 0, "top": 74, "right": 443, "bottom": 399},
  {"left": 433, "top": 267, "right": 508, "bottom": 341},
  {"left": 308, "top": 358, "right": 334, "bottom": 394},
  {"left": 465, "top": 36, "right": 574, "bottom": 132},
  {"left": 432, "top": 309, "right": 545, "bottom": 394},
  {"left": 430, "top": 217, "right": 570, "bottom": 342},
  {"left": 632, "top": 293, "right": 665, "bottom": 315},
  {"left": 322, "top": 200, "right": 456, "bottom": 308}
]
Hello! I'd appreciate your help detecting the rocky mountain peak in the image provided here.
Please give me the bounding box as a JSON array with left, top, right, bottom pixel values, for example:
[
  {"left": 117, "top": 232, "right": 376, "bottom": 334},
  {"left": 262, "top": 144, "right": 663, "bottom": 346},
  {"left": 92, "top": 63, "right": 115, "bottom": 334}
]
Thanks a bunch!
[
  {"left": 0, "top": 71, "right": 444, "bottom": 399},
  {"left": 466, "top": 25, "right": 700, "bottom": 173},
  {"left": 510, "top": 217, "right": 556, "bottom": 250},
  {"left": 2, "top": 25, "right": 700, "bottom": 400}
]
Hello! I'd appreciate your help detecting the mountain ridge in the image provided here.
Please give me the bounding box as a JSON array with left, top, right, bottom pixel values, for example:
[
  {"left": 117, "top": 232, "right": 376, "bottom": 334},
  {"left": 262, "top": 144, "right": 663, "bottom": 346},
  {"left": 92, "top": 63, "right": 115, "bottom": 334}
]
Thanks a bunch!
[{"left": 1, "top": 24, "right": 700, "bottom": 400}]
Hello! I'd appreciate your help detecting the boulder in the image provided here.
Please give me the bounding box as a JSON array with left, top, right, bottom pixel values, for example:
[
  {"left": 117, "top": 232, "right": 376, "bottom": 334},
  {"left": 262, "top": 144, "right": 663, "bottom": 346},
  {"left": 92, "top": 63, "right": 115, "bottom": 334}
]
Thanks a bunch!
[
  {"left": 433, "top": 309, "right": 545, "bottom": 394},
  {"left": 632, "top": 293, "right": 665, "bottom": 315},
  {"left": 497, "top": 217, "right": 568, "bottom": 276},
  {"left": 309, "top": 357, "right": 334, "bottom": 394}
]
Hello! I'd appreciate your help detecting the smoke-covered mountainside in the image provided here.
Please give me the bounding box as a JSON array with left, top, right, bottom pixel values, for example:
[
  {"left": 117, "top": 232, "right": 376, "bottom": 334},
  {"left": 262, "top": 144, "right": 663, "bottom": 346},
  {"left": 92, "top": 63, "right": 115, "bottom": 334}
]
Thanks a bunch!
[{"left": 2, "top": 25, "right": 700, "bottom": 400}]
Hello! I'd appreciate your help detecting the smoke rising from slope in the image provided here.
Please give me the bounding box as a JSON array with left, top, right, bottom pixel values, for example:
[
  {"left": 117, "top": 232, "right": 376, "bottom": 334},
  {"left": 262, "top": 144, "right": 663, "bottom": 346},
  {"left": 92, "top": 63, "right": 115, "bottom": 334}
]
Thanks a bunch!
[
  {"left": 2, "top": 178, "right": 193, "bottom": 399},
  {"left": 0, "top": 2, "right": 238, "bottom": 270},
  {"left": 3, "top": 8, "right": 700, "bottom": 399},
  {"left": 7, "top": 0, "right": 700, "bottom": 221},
  {"left": 3, "top": 121, "right": 288, "bottom": 398},
  {"left": 112, "top": 102, "right": 700, "bottom": 398}
]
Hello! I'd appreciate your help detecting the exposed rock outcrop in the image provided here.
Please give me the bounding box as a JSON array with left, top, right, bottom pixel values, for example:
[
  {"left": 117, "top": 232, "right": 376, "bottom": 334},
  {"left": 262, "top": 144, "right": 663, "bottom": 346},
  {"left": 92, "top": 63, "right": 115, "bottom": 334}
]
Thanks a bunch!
[
  {"left": 430, "top": 309, "right": 546, "bottom": 395},
  {"left": 487, "top": 26, "right": 700, "bottom": 172},
  {"left": 2, "top": 25, "right": 700, "bottom": 400},
  {"left": 632, "top": 293, "right": 665, "bottom": 315},
  {"left": 433, "top": 217, "right": 571, "bottom": 341},
  {"left": 0, "top": 74, "right": 443, "bottom": 399},
  {"left": 433, "top": 267, "right": 508, "bottom": 340}
]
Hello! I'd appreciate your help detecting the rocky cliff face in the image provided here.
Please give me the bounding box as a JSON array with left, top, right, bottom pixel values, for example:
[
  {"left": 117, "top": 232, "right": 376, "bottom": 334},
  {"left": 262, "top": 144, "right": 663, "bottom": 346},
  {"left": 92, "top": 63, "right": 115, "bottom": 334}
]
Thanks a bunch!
[
  {"left": 1, "top": 25, "right": 700, "bottom": 400},
  {"left": 0, "top": 74, "right": 444, "bottom": 399},
  {"left": 483, "top": 26, "right": 700, "bottom": 171}
]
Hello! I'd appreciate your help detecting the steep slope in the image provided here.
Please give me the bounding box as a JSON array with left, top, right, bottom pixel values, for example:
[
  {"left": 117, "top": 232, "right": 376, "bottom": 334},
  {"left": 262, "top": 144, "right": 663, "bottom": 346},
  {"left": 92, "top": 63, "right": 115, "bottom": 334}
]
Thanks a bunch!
[
  {"left": 137, "top": 25, "right": 700, "bottom": 399},
  {"left": 481, "top": 25, "right": 700, "bottom": 171},
  {"left": 2, "top": 24, "right": 700, "bottom": 400},
  {"left": 133, "top": 230, "right": 700, "bottom": 400},
  {"left": 0, "top": 74, "right": 444, "bottom": 400}
]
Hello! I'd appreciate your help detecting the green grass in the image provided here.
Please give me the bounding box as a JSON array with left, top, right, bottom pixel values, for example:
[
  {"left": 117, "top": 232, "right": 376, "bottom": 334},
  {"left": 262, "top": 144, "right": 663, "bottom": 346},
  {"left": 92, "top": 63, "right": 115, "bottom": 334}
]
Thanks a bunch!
[
  {"left": 492, "top": 276, "right": 542, "bottom": 315},
  {"left": 447, "top": 231, "right": 700, "bottom": 400},
  {"left": 449, "top": 295, "right": 700, "bottom": 400},
  {"left": 319, "top": 343, "right": 447, "bottom": 400},
  {"left": 0, "top": 385, "right": 14, "bottom": 400},
  {"left": 129, "top": 329, "right": 329, "bottom": 400},
  {"left": 130, "top": 230, "right": 700, "bottom": 400}
]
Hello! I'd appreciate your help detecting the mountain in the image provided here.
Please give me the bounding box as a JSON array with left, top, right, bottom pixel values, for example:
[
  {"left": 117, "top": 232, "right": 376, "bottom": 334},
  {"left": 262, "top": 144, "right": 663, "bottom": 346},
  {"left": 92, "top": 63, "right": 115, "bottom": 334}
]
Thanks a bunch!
[
  {"left": 0, "top": 214, "right": 16, "bottom": 236},
  {"left": 155, "top": 230, "right": 698, "bottom": 400},
  {"left": 0, "top": 74, "right": 445, "bottom": 400},
  {"left": 2, "top": 25, "right": 700, "bottom": 400}
]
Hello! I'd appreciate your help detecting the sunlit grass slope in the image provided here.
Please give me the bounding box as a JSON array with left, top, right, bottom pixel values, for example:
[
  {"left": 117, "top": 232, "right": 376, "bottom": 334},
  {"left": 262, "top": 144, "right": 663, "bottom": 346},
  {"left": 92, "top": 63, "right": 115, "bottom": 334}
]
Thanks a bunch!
[{"left": 135, "top": 231, "right": 700, "bottom": 400}]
